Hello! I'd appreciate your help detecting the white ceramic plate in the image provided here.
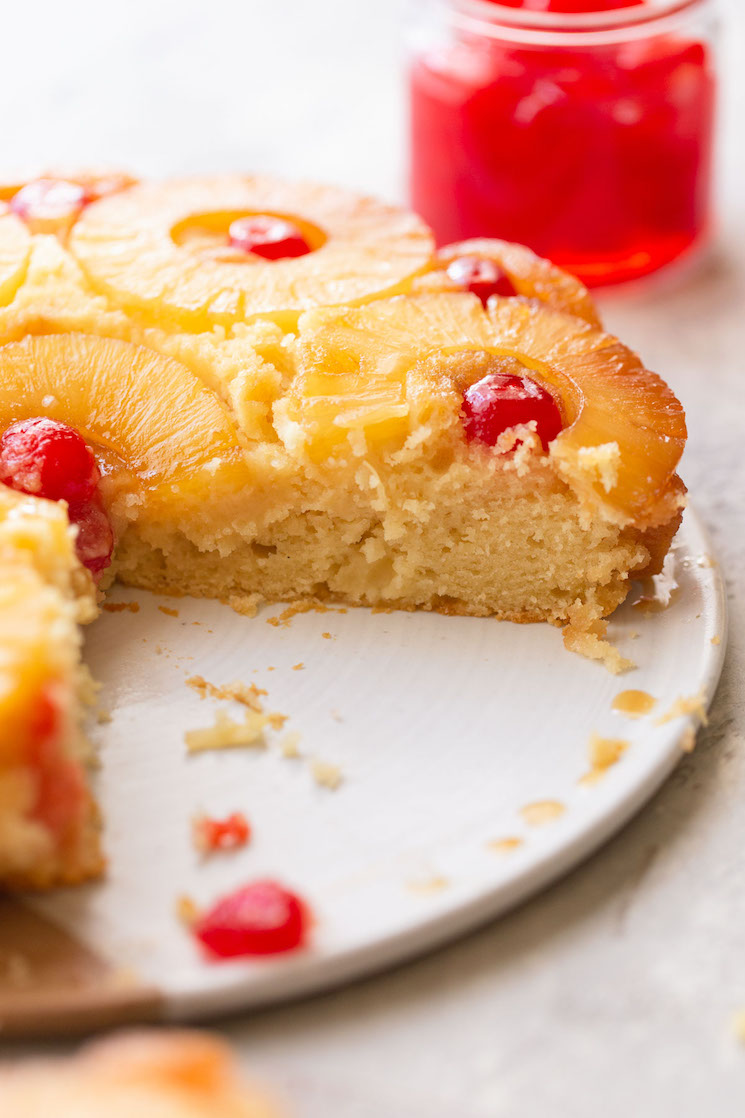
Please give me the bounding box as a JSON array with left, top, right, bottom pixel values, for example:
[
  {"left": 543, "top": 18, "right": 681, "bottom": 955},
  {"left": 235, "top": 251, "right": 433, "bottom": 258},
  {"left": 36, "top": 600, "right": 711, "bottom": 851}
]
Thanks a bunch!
[{"left": 15, "top": 505, "right": 727, "bottom": 1029}]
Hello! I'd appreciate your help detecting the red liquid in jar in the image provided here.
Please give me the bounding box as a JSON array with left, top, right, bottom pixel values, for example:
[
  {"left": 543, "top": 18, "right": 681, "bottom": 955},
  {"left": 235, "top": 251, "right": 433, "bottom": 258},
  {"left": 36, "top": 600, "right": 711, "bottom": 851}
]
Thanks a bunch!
[{"left": 409, "top": 1, "right": 716, "bottom": 285}]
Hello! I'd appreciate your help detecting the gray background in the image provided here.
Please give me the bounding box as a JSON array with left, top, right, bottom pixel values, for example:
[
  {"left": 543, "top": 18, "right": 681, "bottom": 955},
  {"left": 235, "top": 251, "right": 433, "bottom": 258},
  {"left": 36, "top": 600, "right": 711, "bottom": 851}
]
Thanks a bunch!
[{"left": 3, "top": 1, "right": 744, "bottom": 1113}]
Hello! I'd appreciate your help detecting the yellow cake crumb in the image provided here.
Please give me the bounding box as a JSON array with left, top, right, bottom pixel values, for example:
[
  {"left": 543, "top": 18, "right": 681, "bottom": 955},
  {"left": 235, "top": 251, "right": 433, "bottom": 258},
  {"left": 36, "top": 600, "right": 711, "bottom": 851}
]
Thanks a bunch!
[
  {"left": 487, "top": 837, "right": 524, "bottom": 854},
  {"left": 408, "top": 875, "right": 449, "bottom": 895},
  {"left": 563, "top": 610, "right": 635, "bottom": 674},
  {"left": 311, "top": 759, "right": 343, "bottom": 789},
  {"left": 267, "top": 711, "right": 288, "bottom": 729},
  {"left": 102, "top": 600, "right": 140, "bottom": 614},
  {"left": 280, "top": 731, "right": 302, "bottom": 759},
  {"left": 175, "top": 893, "right": 200, "bottom": 926},
  {"left": 292, "top": 662, "right": 304, "bottom": 671},
  {"left": 184, "top": 709, "right": 268, "bottom": 753},
  {"left": 186, "top": 675, "right": 267, "bottom": 712},
  {"left": 711, "top": 635, "right": 721, "bottom": 645},
  {"left": 158, "top": 605, "right": 179, "bottom": 617},
  {"left": 520, "top": 800, "right": 565, "bottom": 825},
  {"left": 680, "top": 725, "right": 698, "bottom": 754},
  {"left": 655, "top": 690, "right": 708, "bottom": 728}
]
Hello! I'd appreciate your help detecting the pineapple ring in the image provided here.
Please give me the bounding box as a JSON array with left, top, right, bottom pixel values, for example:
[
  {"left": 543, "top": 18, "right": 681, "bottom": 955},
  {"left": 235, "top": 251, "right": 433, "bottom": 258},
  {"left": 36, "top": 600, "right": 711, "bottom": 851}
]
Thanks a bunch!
[
  {"left": 0, "top": 212, "right": 32, "bottom": 306},
  {"left": 286, "top": 293, "right": 684, "bottom": 523},
  {"left": 69, "top": 176, "right": 435, "bottom": 332},
  {"left": 0, "top": 332, "right": 251, "bottom": 513},
  {"left": 412, "top": 238, "right": 601, "bottom": 326}
]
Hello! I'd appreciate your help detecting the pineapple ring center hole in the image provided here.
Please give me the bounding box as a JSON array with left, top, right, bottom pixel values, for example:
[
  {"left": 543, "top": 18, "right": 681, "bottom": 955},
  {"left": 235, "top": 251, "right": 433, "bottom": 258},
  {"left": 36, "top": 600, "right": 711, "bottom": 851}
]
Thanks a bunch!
[{"left": 170, "top": 211, "right": 327, "bottom": 262}]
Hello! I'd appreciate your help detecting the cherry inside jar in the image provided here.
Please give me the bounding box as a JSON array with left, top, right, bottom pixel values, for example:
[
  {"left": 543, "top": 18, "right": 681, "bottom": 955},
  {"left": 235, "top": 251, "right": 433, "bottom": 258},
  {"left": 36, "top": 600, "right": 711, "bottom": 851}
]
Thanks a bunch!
[{"left": 409, "top": 0, "right": 717, "bottom": 286}]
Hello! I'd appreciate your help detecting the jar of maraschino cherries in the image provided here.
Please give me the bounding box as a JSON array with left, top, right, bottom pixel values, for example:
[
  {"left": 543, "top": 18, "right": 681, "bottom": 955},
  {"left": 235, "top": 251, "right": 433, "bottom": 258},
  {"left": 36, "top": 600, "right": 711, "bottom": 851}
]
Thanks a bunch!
[{"left": 408, "top": 0, "right": 717, "bottom": 286}]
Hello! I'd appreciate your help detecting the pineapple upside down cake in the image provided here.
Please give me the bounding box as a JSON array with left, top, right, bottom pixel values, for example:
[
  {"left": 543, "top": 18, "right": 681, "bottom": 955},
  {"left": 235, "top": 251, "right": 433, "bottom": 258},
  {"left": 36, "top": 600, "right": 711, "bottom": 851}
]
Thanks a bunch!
[{"left": 0, "top": 170, "right": 686, "bottom": 890}]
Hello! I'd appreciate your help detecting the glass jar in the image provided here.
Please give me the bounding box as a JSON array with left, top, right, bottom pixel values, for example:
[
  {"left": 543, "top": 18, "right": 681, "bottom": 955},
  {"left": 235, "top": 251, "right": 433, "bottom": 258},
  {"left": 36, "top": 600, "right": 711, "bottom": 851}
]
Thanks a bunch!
[{"left": 408, "top": 0, "right": 718, "bottom": 286}]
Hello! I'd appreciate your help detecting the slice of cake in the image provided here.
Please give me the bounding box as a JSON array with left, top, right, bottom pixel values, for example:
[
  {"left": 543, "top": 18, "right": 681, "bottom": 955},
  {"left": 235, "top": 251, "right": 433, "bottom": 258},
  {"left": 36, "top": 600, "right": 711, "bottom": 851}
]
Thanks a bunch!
[
  {"left": 0, "top": 487, "right": 101, "bottom": 888},
  {"left": 0, "top": 1030, "right": 281, "bottom": 1117}
]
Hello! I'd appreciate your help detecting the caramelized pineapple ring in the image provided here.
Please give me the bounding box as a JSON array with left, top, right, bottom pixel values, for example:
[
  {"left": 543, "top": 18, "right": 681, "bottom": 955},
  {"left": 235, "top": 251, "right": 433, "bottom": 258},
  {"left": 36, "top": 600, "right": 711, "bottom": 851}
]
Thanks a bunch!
[
  {"left": 0, "top": 333, "right": 251, "bottom": 515},
  {"left": 0, "top": 212, "right": 32, "bottom": 305},
  {"left": 283, "top": 293, "right": 685, "bottom": 524},
  {"left": 69, "top": 176, "right": 435, "bottom": 332},
  {"left": 413, "top": 238, "right": 601, "bottom": 326}
]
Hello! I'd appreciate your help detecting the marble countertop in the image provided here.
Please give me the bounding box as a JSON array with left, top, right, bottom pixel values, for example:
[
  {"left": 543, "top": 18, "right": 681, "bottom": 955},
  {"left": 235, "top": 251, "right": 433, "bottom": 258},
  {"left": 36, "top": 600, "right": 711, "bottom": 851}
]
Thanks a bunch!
[{"left": 2, "top": 0, "right": 744, "bottom": 1112}]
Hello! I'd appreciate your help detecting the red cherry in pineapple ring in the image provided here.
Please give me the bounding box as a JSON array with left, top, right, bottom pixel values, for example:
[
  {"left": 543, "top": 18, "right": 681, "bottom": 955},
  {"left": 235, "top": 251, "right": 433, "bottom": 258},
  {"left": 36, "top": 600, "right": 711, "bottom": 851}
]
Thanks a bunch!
[
  {"left": 228, "top": 215, "right": 311, "bottom": 260},
  {"left": 194, "top": 879, "right": 311, "bottom": 958},
  {"left": 463, "top": 372, "right": 563, "bottom": 450},
  {"left": 446, "top": 256, "right": 517, "bottom": 305},
  {"left": 0, "top": 417, "right": 114, "bottom": 578},
  {"left": 10, "top": 178, "right": 89, "bottom": 224},
  {"left": 494, "top": 0, "right": 644, "bottom": 12}
]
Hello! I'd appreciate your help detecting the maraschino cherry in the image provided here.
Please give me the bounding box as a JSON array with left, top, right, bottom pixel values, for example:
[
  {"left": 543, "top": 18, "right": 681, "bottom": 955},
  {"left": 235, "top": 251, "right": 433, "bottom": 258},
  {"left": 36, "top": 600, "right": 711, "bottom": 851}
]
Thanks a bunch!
[
  {"left": 10, "top": 179, "right": 89, "bottom": 226},
  {"left": 463, "top": 371, "right": 563, "bottom": 450},
  {"left": 194, "top": 879, "right": 311, "bottom": 958},
  {"left": 446, "top": 256, "right": 517, "bottom": 305},
  {"left": 493, "top": 0, "right": 644, "bottom": 12},
  {"left": 228, "top": 215, "right": 311, "bottom": 260},
  {"left": 0, "top": 417, "right": 114, "bottom": 578}
]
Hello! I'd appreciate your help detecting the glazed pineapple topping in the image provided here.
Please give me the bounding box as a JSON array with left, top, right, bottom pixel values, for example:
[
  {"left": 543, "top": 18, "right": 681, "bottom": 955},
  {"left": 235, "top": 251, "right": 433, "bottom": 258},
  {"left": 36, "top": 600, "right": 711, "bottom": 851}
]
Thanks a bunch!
[
  {"left": 446, "top": 254, "right": 518, "bottom": 304},
  {"left": 228, "top": 214, "right": 312, "bottom": 259},
  {"left": 462, "top": 367, "right": 564, "bottom": 450},
  {"left": 0, "top": 417, "right": 113, "bottom": 578},
  {"left": 9, "top": 178, "right": 89, "bottom": 228}
]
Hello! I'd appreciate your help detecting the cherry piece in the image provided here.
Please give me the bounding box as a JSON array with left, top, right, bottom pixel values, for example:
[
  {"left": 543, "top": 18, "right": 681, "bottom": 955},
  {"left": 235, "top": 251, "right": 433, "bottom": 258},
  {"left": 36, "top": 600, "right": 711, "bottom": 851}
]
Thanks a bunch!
[
  {"left": 10, "top": 178, "right": 89, "bottom": 225},
  {"left": 194, "top": 879, "right": 310, "bottom": 958},
  {"left": 463, "top": 371, "right": 563, "bottom": 450},
  {"left": 70, "top": 495, "right": 114, "bottom": 578},
  {"left": 193, "top": 811, "right": 251, "bottom": 854},
  {"left": 228, "top": 215, "right": 311, "bottom": 260},
  {"left": 446, "top": 255, "right": 517, "bottom": 305},
  {"left": 0, "top": 417, "right": 100, "bottom": 504},
  {"left": 494, "top": 0, "right": 644, "bottom": 11},
  {"left": 0, "top": 417, "right": 114, "bottom": 578}
]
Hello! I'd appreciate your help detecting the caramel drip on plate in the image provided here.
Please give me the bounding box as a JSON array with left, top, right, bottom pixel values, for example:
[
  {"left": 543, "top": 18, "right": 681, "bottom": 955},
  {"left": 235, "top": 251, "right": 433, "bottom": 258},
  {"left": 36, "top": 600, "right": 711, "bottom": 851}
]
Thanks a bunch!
[{"left": 612, "top": 690, "right": 656, "bottom": 718}]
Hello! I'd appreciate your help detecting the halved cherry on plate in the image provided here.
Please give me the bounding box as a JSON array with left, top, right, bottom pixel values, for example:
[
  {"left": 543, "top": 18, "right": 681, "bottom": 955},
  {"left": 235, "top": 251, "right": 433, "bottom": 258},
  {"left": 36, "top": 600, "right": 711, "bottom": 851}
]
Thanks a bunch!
[
  {"left": 228, "top": 215, "right": 311, "bottom": 260},
  {"left": 463, "top": 371, "right": 563, "bottom": 451},
  {"left": 193, "top": 879, "right": 311, "bottom": 958},
  {"left": 446, "top": 255, "right": 517, "bottom": 305}
]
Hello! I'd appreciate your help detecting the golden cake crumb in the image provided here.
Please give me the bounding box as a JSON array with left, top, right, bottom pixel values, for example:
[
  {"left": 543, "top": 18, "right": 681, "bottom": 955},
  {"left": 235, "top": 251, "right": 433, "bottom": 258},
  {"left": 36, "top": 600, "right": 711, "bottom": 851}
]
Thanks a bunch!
[
  {"left": 226, "top": 593, "right": 261, "bottom": 617},
  {"left": 176, "top": 894, "right": 200, "bottom": 926},
  {"left": 280, "top": 731, "right": 302, "bottom": 759},
  {"left": 186, "top": 675, "right": 267, "bottom": 712},
  {"left": 267, "top": 711, "right": 288, "bottom": 729},
  {"left": 292, "top": 662, "right": 304, "bottom": 670},
  {"left": 520, "top": 800, "right": 566, "bottom": 825},
  {"left": 158, "top": 605, "right": 179, "bottom": 617},
  {"left": 655, "top": 690, "right": 708, "bottom": 728},
  {"left": 102, "top": 600, "right": 140, "bottom": 613},
  {"left": 711, "top": 635, "right": 721, "bottom": 645},
  {"left": 184, "top": 709, "right": 268, "bottom": 753},
  {"left": 96, "top": 707, "right": 113, "bottom": 725},
  {"left": 680, "top": 725, "right": 698, "bottom": 754},
  {"left": 311, "top": 759, "right": 343, "bottom": 789},
  {"left": 562, "top": 600, "right": 635, "bottom": 673},
  {"left": 408, "top": 875, "right": 449, "bottom": 895},
  {"left": 487, "top": 837, "right": 524, "bottom": 854},
  {"left": 579, "top": 733, "right": 629, "bottom": 785},
  {"left": 322, "top": 632, "right": 333, "bottom": 640}
]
